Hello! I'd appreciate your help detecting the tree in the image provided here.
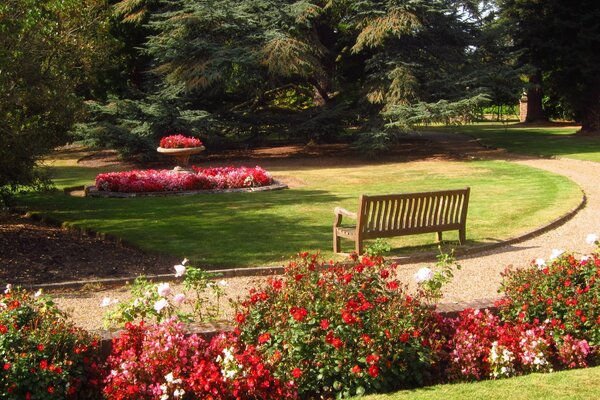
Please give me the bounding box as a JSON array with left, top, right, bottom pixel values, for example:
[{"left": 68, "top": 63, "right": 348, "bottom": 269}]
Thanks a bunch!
[
  {"left": 499, "top": 0, "right": 600, "bottom": 131},
  {"left": 82, "top": 0, "right": 491, "bottom": 155},
  {"left": 0, "top": 0, "right": 117, "bottom": 202}
]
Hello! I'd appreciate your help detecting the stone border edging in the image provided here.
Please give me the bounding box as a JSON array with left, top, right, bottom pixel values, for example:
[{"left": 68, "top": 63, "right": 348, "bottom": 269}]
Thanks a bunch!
[
  {"left": 84, "top": 181, "right": 288, "bottom": 198},
  {"left": 23, "top": 187, "right": 586, "bottom": 292}
]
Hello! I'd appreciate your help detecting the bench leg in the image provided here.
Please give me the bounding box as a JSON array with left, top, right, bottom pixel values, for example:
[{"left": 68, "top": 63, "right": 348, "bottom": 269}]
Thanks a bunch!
[
  {"left": 355, "top": 239, "right": 363, "bottom": 255},
  {"left": 333, "top": 231, "right": 341, "bottom": 253},
  {"left": 458, "top": 228, "right": 466, "bottom": 245},
  {"left": 436, "top": 231, "right": 443, "bottom": 243}
]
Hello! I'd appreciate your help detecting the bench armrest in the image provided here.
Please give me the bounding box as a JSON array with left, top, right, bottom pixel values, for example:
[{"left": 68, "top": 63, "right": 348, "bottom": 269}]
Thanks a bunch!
[{"left": 334, "top": 207, "right": 357, "bottom": 219}]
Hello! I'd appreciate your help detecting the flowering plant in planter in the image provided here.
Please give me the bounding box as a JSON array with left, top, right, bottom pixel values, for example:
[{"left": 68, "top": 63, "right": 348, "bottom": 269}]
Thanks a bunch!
[
  {"left": 234, "top": 253, "right": 446, "bottom": 398},
  {"left": 159, "top": 134, "right": 203, "bottom": 149},
  {"left": 0, "top": 287, "right": 103, "bottom": 399},
  {"left": 95, "top": 166, "right": 274, "bottom": 193},
  {"left": 104, "top": 319, "right": 295, "bottom": 399}
]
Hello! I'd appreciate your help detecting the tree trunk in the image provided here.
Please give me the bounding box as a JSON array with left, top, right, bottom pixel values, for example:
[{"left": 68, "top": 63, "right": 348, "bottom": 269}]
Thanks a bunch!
[
  {"left": 580, "top": 93, "right": 600, "bottom": 134},
  {"left": 525, "top": 72, "right": 546, "bottom": 122}
]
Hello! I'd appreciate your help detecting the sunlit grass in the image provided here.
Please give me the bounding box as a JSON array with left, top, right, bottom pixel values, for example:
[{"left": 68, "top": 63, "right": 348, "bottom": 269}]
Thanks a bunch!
[{"left": 17, "top": 148, "right": 581, "bottom": 268}]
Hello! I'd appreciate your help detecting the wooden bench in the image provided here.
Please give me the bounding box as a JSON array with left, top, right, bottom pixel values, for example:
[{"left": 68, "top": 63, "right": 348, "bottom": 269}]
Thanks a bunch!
[{"left": 333, "top": 187, "right": 470, "bottom": 254}]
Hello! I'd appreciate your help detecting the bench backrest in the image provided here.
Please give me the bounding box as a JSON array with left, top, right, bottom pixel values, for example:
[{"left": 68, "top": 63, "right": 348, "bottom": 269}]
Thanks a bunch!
[{"left": 357, "top": 188, "right": 470, "bottom": 238}]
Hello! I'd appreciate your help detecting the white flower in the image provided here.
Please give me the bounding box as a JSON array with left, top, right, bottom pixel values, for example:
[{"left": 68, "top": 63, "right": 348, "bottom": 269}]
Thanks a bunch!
[
  {"left": 173, "top": 293, "right": 186, "bottom": 305},
  {"left": 34, "top": 289, "right": 43, "bottom": 298},
  {"left": 586, "top": 233, "right": 599, "bottom": 245},
  {"left": 549, "top": 249, "right": 564, "bottom": 260},
  {"left": 157, "top": 282, "right": 171, "bottom": 297},
  {"left": 165, "top": 372, "right": 174, "bottom": 383},
  {"left": 581, "top": 255, "right": 590, "bottom": 263},
  {"left": 174, "top": 264, "right": 186, "bottom": 277},
  {"left": 4, "top": 284, "right": 12, "bottom": 294},
  {"left": 154, "top": 298, "right": 169, "bottom": 312},
  {"left": 174, "top": 388, "right": 185, "bottom": 398},
  {"left": 535, "top": 258, "right": 545, "bottom": 267},
  {"left": 100, "top": 297, "right": 118, "bottom": 307},
  {"left": 218, "top": 280, "right": 228, "bottom": 287},
  {"left": 414, "top": 267, "right": 433, "bottom": 283}
]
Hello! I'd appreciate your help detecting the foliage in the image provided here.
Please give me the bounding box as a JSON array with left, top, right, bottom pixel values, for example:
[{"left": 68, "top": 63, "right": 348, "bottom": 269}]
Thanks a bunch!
[
  {"left": 103, "top": 261, "right": 225, "bottom": 326},
  {"left": 95, "top": 166, "right": 274, "bottom": 193},
  {"left": 496, "top": 248, "right": 600, "bottom": 347},
  {"left": 498, "top": 0, "right": 600, "bottom": 131},
  {"left": 235, "top": 253, "right": 446, "bottom": 398},
  {"left": 0, "top": 288, "right": 103, "bottom": 398},
  {"left": 0, "top": 0, "right": 117, "bottom": 203},
  {"left": 78, "top": 0, "right": 498, "bottom": 155},
  {"left": 104, "top": 319, "right": 295, "bottom": 399}
]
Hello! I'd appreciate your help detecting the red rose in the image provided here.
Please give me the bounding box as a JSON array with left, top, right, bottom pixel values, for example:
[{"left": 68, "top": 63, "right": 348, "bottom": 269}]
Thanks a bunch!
[
  {"left": 351, "top": 365, "right": 362, "bottom": 374},
  {"left": 258, "top": 332, "right": 271, "bottom": 344},
  {"left": 235, "top": 313, "right": 246, "bottom": 324},
  {"left": 400, "top": 332, "right": 410, "bottom": 343},
  {"left": 292, "top": 368, "right": 302, "bottom": 379},
  {"left": 320, "top": 319, "right": 329, "bottom": 330},
  {"left": 368, "top": 365, "right": 379, "bottom": 378}
]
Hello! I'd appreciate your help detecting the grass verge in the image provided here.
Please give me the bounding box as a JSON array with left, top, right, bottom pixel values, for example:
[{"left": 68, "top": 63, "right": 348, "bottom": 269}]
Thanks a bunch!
[{"left": 357, "top": 366, "right": 600, "bottom": 400}]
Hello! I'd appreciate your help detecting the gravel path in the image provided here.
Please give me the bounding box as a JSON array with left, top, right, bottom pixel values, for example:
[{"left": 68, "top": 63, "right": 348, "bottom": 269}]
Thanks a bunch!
[{"left": 52, "top": 135, "right": 600, "bottom": 332}]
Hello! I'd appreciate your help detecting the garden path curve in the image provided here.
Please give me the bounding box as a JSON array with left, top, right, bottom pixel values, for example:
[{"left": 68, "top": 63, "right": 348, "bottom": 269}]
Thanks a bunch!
[
  {"left": 405, "top": 132, "right": 600, "bottom": 307},
  {"left": 54, "top": 134, "right": 600, "bottom": 330}
]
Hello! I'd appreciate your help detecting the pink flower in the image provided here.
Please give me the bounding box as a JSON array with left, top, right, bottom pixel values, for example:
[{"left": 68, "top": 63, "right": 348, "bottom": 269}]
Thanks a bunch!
[
  {"left": 157, "top": 282, "right": 171, "bottom": 297},
  {"left": 173, "top": 293, "right": 186, "bottom": 305},
  {"left": 154, "top": 298, "right": 169, "bottom": 312}
]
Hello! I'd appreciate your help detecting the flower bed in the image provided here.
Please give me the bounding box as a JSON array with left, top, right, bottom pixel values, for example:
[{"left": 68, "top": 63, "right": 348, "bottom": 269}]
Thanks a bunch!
[
  {"left": 94, "top": 166, "right": 274, "bottom": 193},
  {"left": 2, "top": 241, "right": 599, "bottom": 398},
  {"left": 159, "top": 134, "right": 203, "bottom": 149}
]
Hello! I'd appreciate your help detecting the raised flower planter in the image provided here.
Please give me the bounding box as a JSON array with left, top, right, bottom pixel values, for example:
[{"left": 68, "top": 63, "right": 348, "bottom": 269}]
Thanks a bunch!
[
  {"left": 157, "top": 134, "right": 205, "bottom": 170},
  {"left": 86, "top": 166, "right": 287, "bottom": 197}
]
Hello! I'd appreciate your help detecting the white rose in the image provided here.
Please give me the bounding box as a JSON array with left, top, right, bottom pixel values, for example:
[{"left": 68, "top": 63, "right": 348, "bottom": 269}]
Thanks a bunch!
[{"left": 414, "top": 267, "right": 433, "bottom": 283}]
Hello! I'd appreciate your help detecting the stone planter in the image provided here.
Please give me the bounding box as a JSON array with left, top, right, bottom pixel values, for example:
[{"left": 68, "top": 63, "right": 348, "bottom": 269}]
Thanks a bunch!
[{"left": 157, "top": 146, "right": 205, "bottom": 170}]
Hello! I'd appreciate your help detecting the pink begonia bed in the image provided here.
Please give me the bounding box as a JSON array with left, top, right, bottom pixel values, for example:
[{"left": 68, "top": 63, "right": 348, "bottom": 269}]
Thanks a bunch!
[{"left": 86, "top": 166, "right": 287, "bottom": 197}]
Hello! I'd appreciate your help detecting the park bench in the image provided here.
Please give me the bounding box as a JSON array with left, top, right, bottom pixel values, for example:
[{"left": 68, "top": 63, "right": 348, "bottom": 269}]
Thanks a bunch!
[{"left": 333, "top": 187, "right": 470, "bottom": 254}]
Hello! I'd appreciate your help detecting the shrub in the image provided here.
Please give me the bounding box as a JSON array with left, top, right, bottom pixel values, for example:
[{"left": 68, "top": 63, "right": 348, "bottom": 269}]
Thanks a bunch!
[
  {"left": 235, "top": 253, "right": 446, "bottom": 398},
  {"left": 497, "top": 250, "right": 600, "bottom": 346},
  {"left": 104, "top": 319, "right": 294, "bottom": 399},
  {"left": 0, "top": 288, "right": 103, "bottom": 398}
]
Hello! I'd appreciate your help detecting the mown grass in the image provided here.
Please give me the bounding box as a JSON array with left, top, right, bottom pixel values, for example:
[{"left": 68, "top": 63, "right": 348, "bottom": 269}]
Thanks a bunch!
[
  {"left": 17, "top": 149, "right": 581, "bottom": 268},
  {"left": 431, "top": 122, "right": 600, "bottom": 162},
  {"left": 357, "top": 366, "right": 600, "bottom": 400}
]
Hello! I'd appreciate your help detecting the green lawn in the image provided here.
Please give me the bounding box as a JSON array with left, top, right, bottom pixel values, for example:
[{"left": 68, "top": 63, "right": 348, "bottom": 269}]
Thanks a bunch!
[
  {"left": 17, "top": 149, "right": 581, "bottom": 268},
  {"left": 432, "top": 122, "right": 600, "bottom": 162},
  {"left": 358, "top": 366, "right": 600, "bottom": 400}
]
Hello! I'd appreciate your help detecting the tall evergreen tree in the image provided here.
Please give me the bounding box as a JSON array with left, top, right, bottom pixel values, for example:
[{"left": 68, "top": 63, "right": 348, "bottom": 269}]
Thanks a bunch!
[{"left": 499, "top": 0, "right": 600, "bottom": 131}]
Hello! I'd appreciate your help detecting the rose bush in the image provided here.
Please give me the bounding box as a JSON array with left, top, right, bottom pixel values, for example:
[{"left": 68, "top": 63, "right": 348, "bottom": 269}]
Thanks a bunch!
[
  {"left": 496, "top": 248, "right": 600, "bottom": 347},
  {"left": 235, "top": 253, "right": 446, "bottom": 398},
  {"left": 0, "top": 287, "right": 103, "bottom": 399},
  {"left": 159, "top": 134, "right": 203, "bottom": 149},
  {"left": 95, "top": 166, "right": 273, "bottom": 193}
]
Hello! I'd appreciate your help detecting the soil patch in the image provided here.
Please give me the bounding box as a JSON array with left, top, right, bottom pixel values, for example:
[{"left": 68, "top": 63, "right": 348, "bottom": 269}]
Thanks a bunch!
[{"left": 0, "top": 213, "right": 179, "bottom": 286}]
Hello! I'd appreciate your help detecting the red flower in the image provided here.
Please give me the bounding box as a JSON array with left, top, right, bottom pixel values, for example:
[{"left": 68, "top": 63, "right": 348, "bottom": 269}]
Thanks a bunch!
[
  {"left": 564, "top": 280, "right": 572, "bottom": 287},
  {"left": 368, "top": 365, "right": 379, "bottom": 378},
  {"left": 39, "top": 360, "right": 48, "bottom": 370},
  {"left": 351, "top": 365, "right": 362, "bottom": 374},
  {"left": 320, "top": 319, "right": 329, "bottom": 330},
  {"left": 235, "top": 313, "right": 246, "bottom": 324},
  {"left": 291, "top": 307, "right": 308, "bottom": 322},
  {"left": 37, "top": 344, "right": 45, "bottom": 352},
  {"left": 0, "top": 325, "right": 7, "bottom": 334},
  {"left": 361, "top": 334, "right": 372, "bottom": 345},
  {"left": 400, "top": 332, "right": 410, "bottom": 343},
  {"left": 331, "top": 337, "right": 343, "bottom": 349},
  {"left": 258, "top": 332, "right": 271, "bottom": 344},
  {"left": 292, "top": 368, "right": 302, "bottom": 379},
  {"left": 386, "top": 281, "right": 399, "bottom": 290},
  {"left": 366, "top": 354, "right": 380, "bottom": 365},
  {"left": 47, "top": 386, "right": 55, "bottom": 394},
  {"left": 3, "top": 363, "right": 10, "bottom": 370}
]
